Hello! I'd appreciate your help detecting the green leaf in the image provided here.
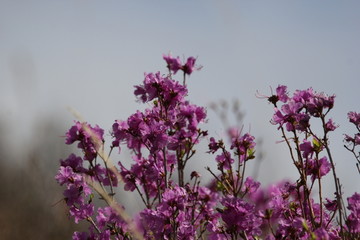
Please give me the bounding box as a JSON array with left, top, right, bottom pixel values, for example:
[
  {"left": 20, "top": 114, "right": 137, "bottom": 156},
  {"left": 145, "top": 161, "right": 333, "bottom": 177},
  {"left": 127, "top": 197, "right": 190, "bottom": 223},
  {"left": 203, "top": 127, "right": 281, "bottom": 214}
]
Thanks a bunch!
[{"left": 312, "top": 137, "right": 323, "bottom": 153}]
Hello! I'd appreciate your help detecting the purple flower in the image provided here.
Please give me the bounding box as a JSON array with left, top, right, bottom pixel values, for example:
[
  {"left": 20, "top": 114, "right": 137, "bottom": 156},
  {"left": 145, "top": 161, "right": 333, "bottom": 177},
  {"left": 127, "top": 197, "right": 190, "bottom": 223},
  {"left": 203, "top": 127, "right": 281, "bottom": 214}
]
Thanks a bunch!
[
  {"left": 275, "top": 217, "right": 312, "bottom": 239},
  {"left": 220, "top": 196, "right": 262, "bottom": 236},
  {"left": 141, "top": 118, "right": 168, "bottom": 153},
  {"left": 163, "top": 54, "right": 199, "bottom": 76},
  {"left": 65, "top": 121, "right": 104, "bottom": 161},
  {"left": 56, "top": 166, "right": 79, "bottom": 186},
  {"left": 60, "top": 154, "right": 85, "bottom": 173},
  {"left": 228, "top": 133, "right": 256, "bottom": 165},
  {"left": 58, "top": 57, "right": 360, "bottom": 239},
  {"left": 96, "top": 206, "right": 128, "bottom": 235},
  {"left": 325, "top": 118, "right": 338, "bottom": 132},
  {"left": 134, "top": 72, "right": 160, "bottom": 102},
  {"left": 243, "top": 177, "right": 260, "bottom": 194},
  {"left": 344, "top": 133, "right": 360, "bottom": 146},
  {"left": 276, "top": 85, "right": 289, "bottom": 103},
  {"left": 300, "top": 140, "right": 314, "bottom": 158},
  {"left": 348, "top": 111, "right": 360, "bottom": 128},
  {"left": 197, "top": 186, "right": 219, "bottom": 207},
  {"left": 305, "top": 156, "right": 331, "bottom": 182},
  {"left": 208, "top": 137, "right": 221, "bottom": 154},
  {"left": 215, "top": 151, "right": 234, "bottom": 170},
  {"left": 140, "top": 208, "right": 170, "bottom": 239},
  {"left": 72, "top": 231, "right": 90, "bottom": 240},
  {"left": 294, "top": 113, "right": 310, "bottom": 131},
  {"left": 347, "top": 213, "right": 360, "bottom": 234},
  {"left": 281, "top": 101, "right": 303, "bottom": 116},
  {"left": 69, "top": 203, "right": 94, "bottom": 224},
  {"left": 272, "top": 108, "right": 285, "bottom": 126},
  {"left": 356, "top": 134, "right": 360, "bottom": 145},
  {"left": 182, "top": 56, "right": 196, "bottom": 75},
  {"left": 63, "top": 185, "right": 83, "bottom": 206},
  {"left": 100, "top": 167, "right": 118, "bottom": 187},
  {"left": 306, "top": 92, "right": 335, "bottom": 117},
  {"left": 139, "top": 184, "right": 217, "bottom": 239},
  {"left": 159, "top": 186, "right": 188, "bottom": 213},
  {"left": 266, "top": 181, "right": 297, "bottom": 219},
  {"left": 348, "top": 192, "right": 360, "bottom": 213},
  {"left": 267, "top": 85, "right": 289, "bottom": 105},
  {"left": 120, "top": 154, "right": 166, "bottom": 198},
  {"left": 177, "top": 214, "right": 196, "bottom": 240},
  {"left": 293, "top": 88, "right": 314, "bottom": 104},
  {"left": 324, "top": 198, "right": 338, "bottom": 212},
  {"left": 346, "top": 193, "right": 360, "bottom": 233},
  {"left": 134, "top": 72, "right": 188, "bottom": 109},
  {"left": 271, "top": 100, "right": 308, "bottom": 132},
  {"left": 163, "top": 53, "right": 182, "bottom": 74}
]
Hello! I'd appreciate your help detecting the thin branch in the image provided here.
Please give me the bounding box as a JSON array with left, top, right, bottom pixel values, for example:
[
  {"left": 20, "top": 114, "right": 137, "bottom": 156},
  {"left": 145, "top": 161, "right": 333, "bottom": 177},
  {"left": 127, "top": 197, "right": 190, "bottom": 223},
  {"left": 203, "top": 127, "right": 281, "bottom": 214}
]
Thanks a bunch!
[{"left": 86, "top": 176, "right": 145, "bottom": 240}]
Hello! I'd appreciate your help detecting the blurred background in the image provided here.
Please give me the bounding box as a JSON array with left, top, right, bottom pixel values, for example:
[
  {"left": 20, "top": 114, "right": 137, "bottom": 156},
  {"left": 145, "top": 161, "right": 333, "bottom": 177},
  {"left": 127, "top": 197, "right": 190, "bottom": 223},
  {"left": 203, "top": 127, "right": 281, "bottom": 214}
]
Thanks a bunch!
[{"left": 1, "top": 1, "right": 359, "bottom": 239}]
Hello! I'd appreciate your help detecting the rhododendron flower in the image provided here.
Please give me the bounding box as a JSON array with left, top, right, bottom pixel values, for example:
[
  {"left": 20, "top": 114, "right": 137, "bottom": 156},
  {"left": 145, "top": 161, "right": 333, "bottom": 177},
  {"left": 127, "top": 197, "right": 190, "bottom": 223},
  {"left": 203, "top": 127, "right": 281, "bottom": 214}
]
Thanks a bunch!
[
  {"left": 348, "top": 111, "right": 360, "bottom": 128},
  {"left": 72, "top": 231, "right": 90, "bottom": 240},
  {"left": 65, "top": 121, "right": 104, "bottom": 161},
  {"left": 182, "top": 56, "right": 196, "bottom": 75},
  {"left": 163, "top": 54, "right": 182, "bottom": 74},
  {"left": 220, "top": 196, "right": 262, "bottom": 236},
  {"left": 276, "top": 85, "right": 289, "bottom": 103},
  {"left": 325, "top": 118, "right": 338, "bottom": 132},
  {"left": 344, "top": 133, "right": 360, "bottom": 146},
  {"left": 55, "top": 166, "right": 82, "bottom": 186},
  {"left": 325, "top": 198, "right": 338, "bottom": 212},
  {"left": 306, "top": 156, "right": 331, "bottom": 182},
  {"left": 267, "top": 85, "right": 289, "bottom": 105},
  {"left": 57, "top": 54, "right": 360, "bottom": 240},
  {"left": 243, "top": 177, "right": 260, "bottom": 194},
  {"left": 69, "top": 203, "right": 94, "bottom": 224},
  {"left": 300, "top": 140, "right": 314, "bottom": 158},
  {"left": 306, "top": 92, "right": 335, "bottom": 117},
  {"left": 60, "top": 154, "right": 85, "bottom": 173},
  {"left": 346, "top": 192, "right": 360, "bottom": 233},
  {"left": 215, "top": 151, "right": 234, "bottom": 170},
  {"left": 163, "top": 54, "right": 199, "bottom": 76},
  {"left": 208, "top": 137, "right": 221, "bottom": 153}
]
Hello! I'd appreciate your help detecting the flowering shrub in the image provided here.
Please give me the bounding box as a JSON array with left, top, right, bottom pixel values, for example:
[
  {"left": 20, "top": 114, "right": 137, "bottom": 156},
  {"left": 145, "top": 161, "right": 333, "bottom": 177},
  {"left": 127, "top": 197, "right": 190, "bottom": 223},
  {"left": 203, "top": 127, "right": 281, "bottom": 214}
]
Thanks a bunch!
[{"left": 56, "top": 54, "right": 360, "bottom": 240}]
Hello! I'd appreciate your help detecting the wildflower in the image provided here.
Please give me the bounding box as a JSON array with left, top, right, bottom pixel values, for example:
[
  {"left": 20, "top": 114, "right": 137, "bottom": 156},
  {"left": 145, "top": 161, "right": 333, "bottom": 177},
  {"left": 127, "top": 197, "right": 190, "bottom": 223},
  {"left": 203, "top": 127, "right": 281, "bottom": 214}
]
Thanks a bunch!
[
  {"left": 305, "top": 156, "right": 331, "bottom": 182},
  {"left": 60, "top": 154, "right": 85, "bottom": 173},
  {"left": 276, "top": 85, "right": 289, "bottom": 103},
  {"left": 324, "top": 198, "right": 337, "bottom": 212},
  {"left": 347, "top": 192, "right": 360, "bottom": 233},
  {"left": 182, "top": 56, "right": 196, "bottom": 75},
  {"left": 325, "top": 118, "right": 338, "bottom": 132},
  {"left": 163, "top": 53, "right": 182, "bottom": 74},
  {"left": 300, "top": 140, "right": 314, "bottom": 158},
  {"left": 65, "top": 121, "right": 104, "bottom": 161},
  {"left": 348, "top": 111, "right": 360, "bottom": 128},
  {"left": 69, "top": 203, "right": 94, "bottom": 224},
  {"left": 219, "top": 196, "right": 262, "bottom": 236},
  {"left": 243, "top": 177, "right": 260, "bottom": 194}
]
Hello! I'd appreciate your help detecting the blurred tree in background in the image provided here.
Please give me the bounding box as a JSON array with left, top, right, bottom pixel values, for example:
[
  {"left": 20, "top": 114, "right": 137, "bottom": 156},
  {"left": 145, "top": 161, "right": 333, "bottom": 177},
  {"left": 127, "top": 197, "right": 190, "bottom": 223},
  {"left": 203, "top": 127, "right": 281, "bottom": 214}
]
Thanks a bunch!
[{"left": 0, "top": 116, "right": 86, "bottom": 239}]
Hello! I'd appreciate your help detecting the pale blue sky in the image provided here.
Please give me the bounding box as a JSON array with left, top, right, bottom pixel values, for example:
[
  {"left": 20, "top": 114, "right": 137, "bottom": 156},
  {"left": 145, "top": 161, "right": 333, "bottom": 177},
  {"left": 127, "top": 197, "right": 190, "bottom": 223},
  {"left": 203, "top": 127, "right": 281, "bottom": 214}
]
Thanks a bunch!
[{"left": 1, "top": 1, "right": 359, "bottom": 198}]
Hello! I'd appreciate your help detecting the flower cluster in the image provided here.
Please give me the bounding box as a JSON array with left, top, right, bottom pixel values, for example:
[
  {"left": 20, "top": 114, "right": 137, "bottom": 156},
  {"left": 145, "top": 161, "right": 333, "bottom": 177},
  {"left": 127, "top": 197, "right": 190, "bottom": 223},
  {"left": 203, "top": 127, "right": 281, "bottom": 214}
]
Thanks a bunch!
[
  {"left": 56, "top": 54, "right": 359, "bottom": 240},
  {"left": 344, "top": 111, "right": 360, "bottom": 174},
  {"left": 140, "top": 185, "right": 218, "bottom": 240},
  {"left": 346, "top": 193, "right": 360, "bottom": 234},
  {"left": 163, "top": 54, "right": 199, "bottom": 76},
  {"left": 269, "top": 85, "right": 336, "bottom": 133},
  {"left": 55, "top": 156, "right": 94, "bottom": 225},
  {"left": 112, "top": 67, "right": 207, "bottom": 206},
  {"left": 66, "top": 121, "right": 104, "bottom": 161}
]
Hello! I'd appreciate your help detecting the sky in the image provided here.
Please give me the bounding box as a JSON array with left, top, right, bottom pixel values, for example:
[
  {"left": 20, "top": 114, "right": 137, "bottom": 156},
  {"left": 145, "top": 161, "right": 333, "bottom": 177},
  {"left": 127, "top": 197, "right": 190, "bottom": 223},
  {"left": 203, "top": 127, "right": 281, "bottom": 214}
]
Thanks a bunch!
[{"left": 1, "top": 0, "right": 359, "bottom": 199}]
